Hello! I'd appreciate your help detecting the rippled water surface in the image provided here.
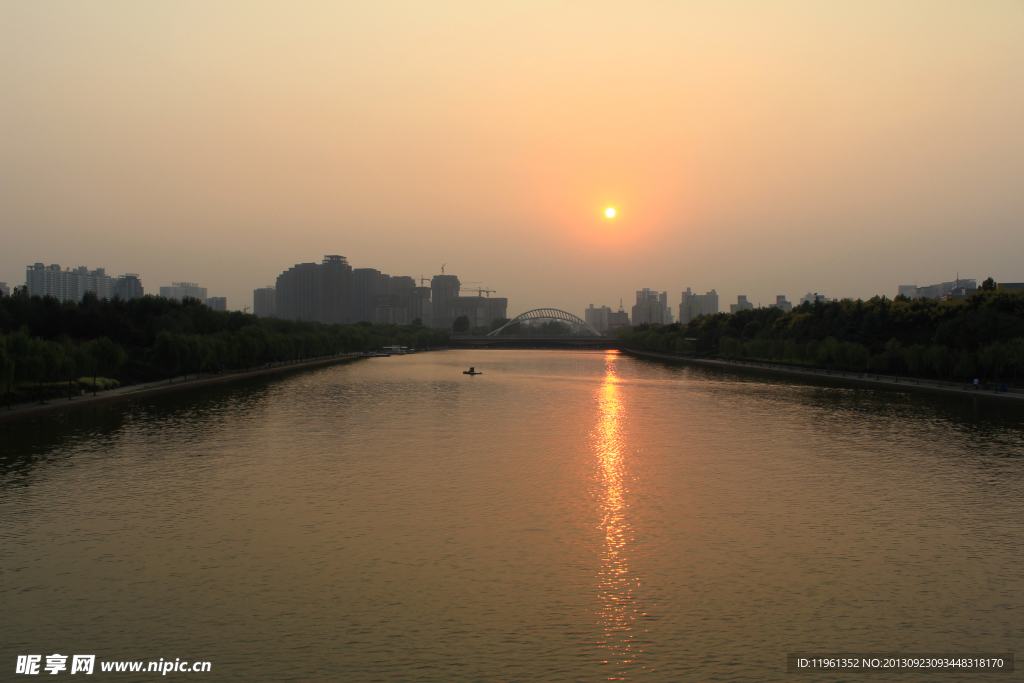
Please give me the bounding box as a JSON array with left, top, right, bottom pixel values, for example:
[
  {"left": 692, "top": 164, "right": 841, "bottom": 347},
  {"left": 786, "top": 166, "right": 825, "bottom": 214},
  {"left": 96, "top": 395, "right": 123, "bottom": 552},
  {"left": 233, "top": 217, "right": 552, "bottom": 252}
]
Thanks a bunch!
[{"left": 3, "top": 350, "right": 1024, "bottom": 681}]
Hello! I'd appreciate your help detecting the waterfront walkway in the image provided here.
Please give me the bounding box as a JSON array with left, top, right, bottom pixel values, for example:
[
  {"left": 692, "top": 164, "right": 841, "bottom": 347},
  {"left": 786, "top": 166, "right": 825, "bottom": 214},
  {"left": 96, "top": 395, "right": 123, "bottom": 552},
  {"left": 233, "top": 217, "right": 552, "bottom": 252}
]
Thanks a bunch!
[
  {"left": 622, "top": 348, "right": 1024, "bottom": 403},
  {"left": 0, "top": 354, "right": 363, "bottom": 422}
]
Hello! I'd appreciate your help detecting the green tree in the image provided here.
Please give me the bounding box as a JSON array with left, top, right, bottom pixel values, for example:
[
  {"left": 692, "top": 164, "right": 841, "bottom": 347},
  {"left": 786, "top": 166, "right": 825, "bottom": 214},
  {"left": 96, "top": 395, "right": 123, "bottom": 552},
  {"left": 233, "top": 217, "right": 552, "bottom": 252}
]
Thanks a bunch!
[
  {"left": 926, "top": 345, "right": 953, "bottom": 384},
  {"left": 846, "top": 343, "right": 870, "bottom": 373},
  {"left": 905, "top": 344, "right": 927, "bottom": 381},
  {"left": 980, "top": 277, "right": 997, "bottom": 291},
  {"left": 85, "top": 337, "right": 127, "bottom": 396},
  {"left": 954, "top": 350, "right": 977, "bottom": 385},
  {"left": 884, "top": 338, "right": 905, "bottom": 378},
  {"left": 1008, "top": 338, "right": 1024, "bottom": 381},
  {"left": 153, "top": 331, "right": 181, "bottom": 383},
  {"left": 452, "top": 316, "right": 470, "bottom": 334},
  {"left": 0, "top": 336, "right": 13, "bottom": 409}
]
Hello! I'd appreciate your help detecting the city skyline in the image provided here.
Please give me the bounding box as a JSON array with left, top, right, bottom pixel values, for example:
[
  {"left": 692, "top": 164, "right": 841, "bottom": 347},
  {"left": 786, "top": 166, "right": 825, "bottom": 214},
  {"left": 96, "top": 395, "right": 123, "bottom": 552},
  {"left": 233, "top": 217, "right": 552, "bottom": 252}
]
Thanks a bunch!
[
  {"left": 7, "top": 253, "right": 1000, "bottom": 322},
  {"left": 2, "top": 2, "right": 1022, "bottom": 315}
]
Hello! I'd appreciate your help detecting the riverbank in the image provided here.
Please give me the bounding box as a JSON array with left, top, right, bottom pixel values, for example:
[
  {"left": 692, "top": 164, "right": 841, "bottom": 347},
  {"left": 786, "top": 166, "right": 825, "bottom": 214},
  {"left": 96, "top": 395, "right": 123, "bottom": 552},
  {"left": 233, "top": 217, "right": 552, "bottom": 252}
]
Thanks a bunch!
[
  {"left": 622, "top": 348, "right": 1024, "bottom": 403},
  {"left": 0, "top": 354, "right": 364, "bottom": 422}
]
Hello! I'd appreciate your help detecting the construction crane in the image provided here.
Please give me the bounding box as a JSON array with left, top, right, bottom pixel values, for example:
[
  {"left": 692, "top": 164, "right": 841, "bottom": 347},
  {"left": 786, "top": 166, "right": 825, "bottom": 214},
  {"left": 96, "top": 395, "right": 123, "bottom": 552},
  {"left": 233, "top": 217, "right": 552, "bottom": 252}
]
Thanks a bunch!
[
  {"left": 419, "top": 275, "right": 430, "bottom": 286},
  {"left": 441, "top": 263, "right": 446, "bottom": 275},
  {"left": 460, "top": 284, "right": 497, "bottom": 297}
]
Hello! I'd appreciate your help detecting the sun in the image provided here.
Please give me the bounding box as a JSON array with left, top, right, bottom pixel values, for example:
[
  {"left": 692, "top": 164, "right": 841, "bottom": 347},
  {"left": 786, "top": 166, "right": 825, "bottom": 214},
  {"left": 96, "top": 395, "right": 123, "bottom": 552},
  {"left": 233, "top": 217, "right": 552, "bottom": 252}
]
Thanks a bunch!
[{"left": 605, "top": 207, "right": 616, "bottom": 218}]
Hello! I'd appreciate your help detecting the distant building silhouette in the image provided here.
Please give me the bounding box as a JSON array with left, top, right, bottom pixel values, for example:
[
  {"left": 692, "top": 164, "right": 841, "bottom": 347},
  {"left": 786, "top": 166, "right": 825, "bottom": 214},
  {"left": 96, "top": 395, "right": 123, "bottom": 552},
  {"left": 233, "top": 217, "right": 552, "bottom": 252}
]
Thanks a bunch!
[
  {"left": 678, "top": 288, "right": 718, "bottom": 323},
  {"left": 584, "top": 302, "right": 631, "bottom": 335},
  {"left": 114, "top": 274, "right": 144, "bottom": 300},
  {"left": 897, "top": 279, "right": 976, "bottom": 301},
  {"left": 452, "top": 294, "right": 507, "bottom": 330},
  {"left": 631, "top": 288, "right": 668, "bottom": 325},
  {"left": 160, "top": 282, "right": 208, "bottom": 302},
  {"left": 206, "top": 296, "right": 227, "bottom": 312},
  {"left": 409, "top": 286, "right": 433, "bottom": 326},
  {"left": 26, "top": 263, "right": 118, "bottom": 302},
  {"left": 372, "top": 276, "right": 416, "bottom": 324},
  {"left": 253, "top": 286, "right": 276, "bottom": 317},
  {"left": 276, "top": 256, "right": 353, "bottom": 323},
  {"left": 608, "top": 301, "right": 630, "bottom": 332},
  {"left": 799, "top": 292, "right": 828, "bottom": 305},
  {"left": 768, "top": 295, "right": 792, "bottom": 312},
  {"left": 272, "top": 258, "right": 498, "bottom": 329},
  {"left": 585, "top": 304, "right": 612, "bottom": 334},
  {"left": 730, "top": 295, "right": 754, "bottom": 313},
  {"left": 354, "top": 268, "right": 393, "bottom": 323},
  {"left": 277, "top": 262, "right": 319, "bottom": 321},
  {"left": 431, "top": 274, "right": 461, "bottom": 330},
  {"left": 320, "top": 255, "right": 353, "bottom": 323},
  {"left": 0, "top": 282, "right": 9, "bottom": 297}
]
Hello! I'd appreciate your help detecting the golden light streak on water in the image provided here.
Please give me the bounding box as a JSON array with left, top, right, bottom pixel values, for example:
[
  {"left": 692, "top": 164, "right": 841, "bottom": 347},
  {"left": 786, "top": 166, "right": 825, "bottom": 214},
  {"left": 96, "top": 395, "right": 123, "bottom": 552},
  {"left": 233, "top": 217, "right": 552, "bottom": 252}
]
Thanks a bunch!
[{"left": 593, "top": 351, "right": 643, "bottom": 678}]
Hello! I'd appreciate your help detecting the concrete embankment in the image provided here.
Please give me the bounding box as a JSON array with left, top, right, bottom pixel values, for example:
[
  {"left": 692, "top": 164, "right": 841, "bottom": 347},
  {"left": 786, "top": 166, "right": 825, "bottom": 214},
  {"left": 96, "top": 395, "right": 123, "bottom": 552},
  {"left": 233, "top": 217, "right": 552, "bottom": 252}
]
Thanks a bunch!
[
  {"left": 621, "top": 348, "right": 1024, "bottom": 403},
  {"left": 0, "top": 355, "right": 364, "bottom": 423}
]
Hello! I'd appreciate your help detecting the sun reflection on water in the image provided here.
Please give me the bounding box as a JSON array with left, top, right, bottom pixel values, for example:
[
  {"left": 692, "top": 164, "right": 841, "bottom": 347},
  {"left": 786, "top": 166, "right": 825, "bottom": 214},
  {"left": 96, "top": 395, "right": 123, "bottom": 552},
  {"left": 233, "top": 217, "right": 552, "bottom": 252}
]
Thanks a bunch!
[{"left": 593, "top": 352, "right": 642, "bottom": 677}]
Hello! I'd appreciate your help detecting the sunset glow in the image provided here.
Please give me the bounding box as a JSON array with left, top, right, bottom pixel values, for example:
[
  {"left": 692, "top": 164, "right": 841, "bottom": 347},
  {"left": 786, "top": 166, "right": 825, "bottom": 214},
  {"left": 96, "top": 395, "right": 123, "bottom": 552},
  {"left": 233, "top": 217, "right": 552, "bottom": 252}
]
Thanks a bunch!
[{"left": 1, "top": 2, "right": 1022, "bottom": 312}]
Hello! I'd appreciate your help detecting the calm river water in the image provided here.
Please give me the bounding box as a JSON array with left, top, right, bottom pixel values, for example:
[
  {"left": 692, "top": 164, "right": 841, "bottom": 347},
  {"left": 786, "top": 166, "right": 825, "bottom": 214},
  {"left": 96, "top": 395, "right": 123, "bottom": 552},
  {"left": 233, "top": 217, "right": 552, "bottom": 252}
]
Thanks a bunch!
[{"left": 3, "top": 350, "right": 1023, "bottom": 681}]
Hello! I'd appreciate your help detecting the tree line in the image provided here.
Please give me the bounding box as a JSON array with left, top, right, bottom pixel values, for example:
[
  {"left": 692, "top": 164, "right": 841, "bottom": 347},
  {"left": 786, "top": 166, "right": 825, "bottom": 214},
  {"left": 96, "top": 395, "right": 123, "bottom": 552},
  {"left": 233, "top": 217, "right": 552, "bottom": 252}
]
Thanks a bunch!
[
  {"left": 0, "top": 290, "right": 449, "bottom": 405},
  {"left": 617, "top": 287, "right": 1024, "bottom": 385}
]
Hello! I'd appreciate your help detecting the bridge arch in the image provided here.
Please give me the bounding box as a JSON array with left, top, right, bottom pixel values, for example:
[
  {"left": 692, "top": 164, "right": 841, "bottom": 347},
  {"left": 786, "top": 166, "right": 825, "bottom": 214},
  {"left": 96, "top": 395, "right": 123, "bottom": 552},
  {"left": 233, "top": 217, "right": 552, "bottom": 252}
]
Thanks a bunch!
[{"left": 487, "top": 308, "right": 603, "bottom": 337}]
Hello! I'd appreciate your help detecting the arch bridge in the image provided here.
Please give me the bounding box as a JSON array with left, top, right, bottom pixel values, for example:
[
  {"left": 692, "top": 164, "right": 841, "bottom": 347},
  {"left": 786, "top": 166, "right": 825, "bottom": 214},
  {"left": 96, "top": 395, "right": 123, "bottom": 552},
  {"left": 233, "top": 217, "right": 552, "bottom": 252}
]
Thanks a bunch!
[{"left": 487, "top": 308, "right": 603, "bottom": 337}]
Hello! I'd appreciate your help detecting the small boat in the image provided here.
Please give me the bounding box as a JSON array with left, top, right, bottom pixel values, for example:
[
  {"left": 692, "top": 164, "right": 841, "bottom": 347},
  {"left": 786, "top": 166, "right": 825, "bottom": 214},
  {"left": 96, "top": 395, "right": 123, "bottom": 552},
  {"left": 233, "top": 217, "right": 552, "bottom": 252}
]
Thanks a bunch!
[{"left": 463, "top": 367, "right": 483, "bottom": 375}]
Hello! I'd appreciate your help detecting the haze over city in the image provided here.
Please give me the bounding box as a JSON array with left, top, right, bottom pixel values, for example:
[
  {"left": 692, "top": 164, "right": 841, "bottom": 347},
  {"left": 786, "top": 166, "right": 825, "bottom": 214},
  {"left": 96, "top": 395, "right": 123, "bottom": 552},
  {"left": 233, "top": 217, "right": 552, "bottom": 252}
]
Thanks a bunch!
[{"left": 2, "top": 1, "right": 1023, "bottom": 313}]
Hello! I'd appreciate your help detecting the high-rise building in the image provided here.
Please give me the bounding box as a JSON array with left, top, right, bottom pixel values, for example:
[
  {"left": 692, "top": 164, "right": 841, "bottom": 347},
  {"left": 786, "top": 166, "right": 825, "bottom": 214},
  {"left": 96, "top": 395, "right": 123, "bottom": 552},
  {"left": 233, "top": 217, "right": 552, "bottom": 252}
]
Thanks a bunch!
[
  {"left": 431, "top": 274, "right": 461, "bottom": 330},
  {"left": 608, "top": 300, "right": 630, "bottom": 332},
  {"left": 254, "top": 286, "right": 277, "bottom": 317},
  {"left": 730, "top": 295, "right": 754, "bottom": 313},
  {"left": 391, "top": 276, "right": 416, "bottom": 294},
  {"left": 799, "top": 292, "right": 828, "bottom": 305},
  {"left": 273, "top": 256, "right": 444, "bottom": 326},
  {"left": 206, "top": 296, "right": 227, "bottom": 312},
  {"left": 353, "top": 268, "right": 390, "bottom": 323},
  {"left": 320, "top": 255, "right": 353, "bottom": 323},
  {"left": 372, "top": 294, "right": 410, "bottom": 324},
  {"left": 25, "top": 263, "right": 117, "bottom": 302},
  {"left": 160, "top": 282, "right": 208, "bottom": 302},
  {"left": 631, "top": 288, "right": 668, "bottom": 325},
  {"left": 276, "top": 263, "right": 320, "bottom": 321},
  {"left": 409, "top": 286, "right": 432, "bottom": 326},
  {"left": 452, "top": 295, "right": 508, "bottom": 330},
  {"left": 678, "top": 288, "right": 719, "bottom": 324},
  {"left": 0, "top": 282, "right": 9, "bottom": 297},
  {"left": 26, "top": 263, "right": 61, "bottom": 299},
  {"left": 114, "top": 274, "right": 144, "bottom": 300},
  {"left": 371, "top": 276, "right": 418, "bottom": 324},
  {"left": 768, "top": 295, "right": 792, "bottom": 312},
  {"left": 585, "top": 304, "right": 612, "bottom": 334}
]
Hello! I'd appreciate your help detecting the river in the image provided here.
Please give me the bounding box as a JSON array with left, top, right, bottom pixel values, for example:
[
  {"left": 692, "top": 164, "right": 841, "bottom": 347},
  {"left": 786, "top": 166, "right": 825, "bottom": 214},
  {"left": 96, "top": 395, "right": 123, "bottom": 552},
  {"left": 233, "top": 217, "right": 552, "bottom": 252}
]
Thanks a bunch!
[{"left": 2, "top": 350, "right": 1023, "bottom": 681}]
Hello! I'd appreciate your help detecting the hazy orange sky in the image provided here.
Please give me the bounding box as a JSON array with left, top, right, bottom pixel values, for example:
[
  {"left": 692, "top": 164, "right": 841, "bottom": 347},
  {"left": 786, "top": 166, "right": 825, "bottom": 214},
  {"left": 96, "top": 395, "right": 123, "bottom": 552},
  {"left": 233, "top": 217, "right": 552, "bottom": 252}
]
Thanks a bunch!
[{"left": 2, "top": 1, "right": 1023, "bottom": 315}]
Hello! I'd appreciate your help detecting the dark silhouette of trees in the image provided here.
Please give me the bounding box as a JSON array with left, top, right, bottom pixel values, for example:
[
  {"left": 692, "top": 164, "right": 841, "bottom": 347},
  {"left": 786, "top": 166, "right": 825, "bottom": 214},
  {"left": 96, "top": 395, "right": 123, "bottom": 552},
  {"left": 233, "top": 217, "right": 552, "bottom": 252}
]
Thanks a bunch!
[
  {"left": 0, "top": 292, "right": 450, "bottom": 404},
  {"left": 618, "top": 288, "right": 1024, "bottom": 385}
]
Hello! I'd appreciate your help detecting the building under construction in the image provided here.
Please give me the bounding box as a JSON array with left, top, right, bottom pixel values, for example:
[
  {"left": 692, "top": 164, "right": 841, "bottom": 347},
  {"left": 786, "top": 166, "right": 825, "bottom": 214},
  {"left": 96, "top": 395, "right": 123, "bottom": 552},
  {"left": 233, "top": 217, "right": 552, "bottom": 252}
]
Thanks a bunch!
[{"left": 274, "top": 256, "right": 504, "bottom": 330}]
